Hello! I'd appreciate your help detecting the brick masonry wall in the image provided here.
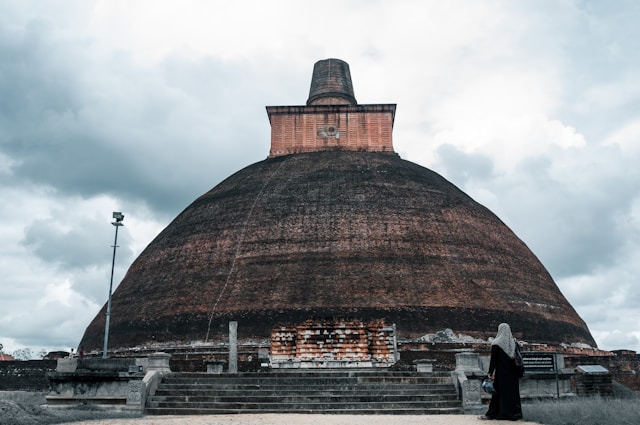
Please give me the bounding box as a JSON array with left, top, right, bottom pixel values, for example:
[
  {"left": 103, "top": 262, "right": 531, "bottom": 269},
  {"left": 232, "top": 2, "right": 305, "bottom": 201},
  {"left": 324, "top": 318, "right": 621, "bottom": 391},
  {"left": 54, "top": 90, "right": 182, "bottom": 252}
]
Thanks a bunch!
[
  {"left": 270, "top": 319, "right": 394, "bottom": 362},
  {"left": 267, "top": 105, "right": 395, "bottom": 157},
  {"left": 0, "top": 360, "right": 57, "bottom": 391},
  {"left": 79, "top": 151, "right": 596, "bottom": 351},
  {"left": 574, "top": 373, "right": 613, "bottom": 396}
]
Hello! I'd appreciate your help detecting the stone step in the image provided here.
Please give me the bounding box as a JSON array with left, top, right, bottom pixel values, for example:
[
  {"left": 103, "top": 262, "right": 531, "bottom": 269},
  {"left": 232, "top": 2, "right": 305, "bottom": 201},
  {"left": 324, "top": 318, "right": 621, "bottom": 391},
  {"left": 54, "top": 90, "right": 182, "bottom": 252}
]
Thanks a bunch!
[
  {"left": 146, "top": 371, "right": 462, "bottom": 415},
  {"left": 155, "top": 380, "right": 454, "bottom": 388},
  {"left": 163, "top": 371, "right": 451, "bottom": 377},
  {"left": 165, "top": 370, "right": 452, "bottom": 375},
  {"left": 164, "top": 378, "right": 451, "bottom": 387},
  {"left": 149, "top": 393, "right": 459, "bottom": 404},
  {"left": 172, "top": 370, "right": 446, "bottom": 376},
  {"left": 156, "top": 385, "right": 453, "bottom": 396},
  {"left": 147, "top": 400, "right": 462, "bottom": 411},
  {"left": 146, "top": 407, "right": 463, "bottom": 415}
]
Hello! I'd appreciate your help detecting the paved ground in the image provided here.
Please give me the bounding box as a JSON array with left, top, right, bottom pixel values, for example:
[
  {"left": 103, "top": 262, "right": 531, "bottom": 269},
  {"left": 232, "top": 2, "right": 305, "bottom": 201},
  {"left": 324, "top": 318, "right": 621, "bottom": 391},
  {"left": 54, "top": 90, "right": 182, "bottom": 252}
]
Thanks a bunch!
[{"left": 59, "top": 414, "right": 541, "bottom": 425}]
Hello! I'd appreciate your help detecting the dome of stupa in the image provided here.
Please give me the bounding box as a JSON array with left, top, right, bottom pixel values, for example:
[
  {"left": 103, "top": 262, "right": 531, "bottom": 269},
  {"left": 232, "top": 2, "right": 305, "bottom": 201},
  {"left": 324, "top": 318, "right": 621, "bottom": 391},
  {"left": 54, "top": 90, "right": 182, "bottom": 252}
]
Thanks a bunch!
[{"left": 80, "top": 59, "right": 595, "bottom": 352}]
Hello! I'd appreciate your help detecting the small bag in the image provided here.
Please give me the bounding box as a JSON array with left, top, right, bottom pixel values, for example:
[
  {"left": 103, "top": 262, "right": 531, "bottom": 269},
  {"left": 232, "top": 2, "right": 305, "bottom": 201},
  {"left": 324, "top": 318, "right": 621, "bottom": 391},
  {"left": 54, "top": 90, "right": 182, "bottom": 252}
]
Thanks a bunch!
[
  {"left": 514, "top": 342, "right": 525, "bottom": 377},
  {"left": 514, "top": 342, "right": 523, "bottom": 367},
  {"left": 482, "top": 378, "right": 496, "bottom": 394}
]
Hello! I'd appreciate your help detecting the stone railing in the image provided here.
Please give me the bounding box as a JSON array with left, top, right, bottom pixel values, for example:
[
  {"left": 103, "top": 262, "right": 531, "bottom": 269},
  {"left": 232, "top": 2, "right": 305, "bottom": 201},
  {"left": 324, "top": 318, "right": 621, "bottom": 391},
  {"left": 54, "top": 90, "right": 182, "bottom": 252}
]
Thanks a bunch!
[
  {"left": 46, "top": 352, "right": 171, "bottom": 412},
  {"left": 452, "top": 352, "right": 485, "bottom": 413},
  {"left": 453, "top": 351, "right": 580, "bottom": 413}
]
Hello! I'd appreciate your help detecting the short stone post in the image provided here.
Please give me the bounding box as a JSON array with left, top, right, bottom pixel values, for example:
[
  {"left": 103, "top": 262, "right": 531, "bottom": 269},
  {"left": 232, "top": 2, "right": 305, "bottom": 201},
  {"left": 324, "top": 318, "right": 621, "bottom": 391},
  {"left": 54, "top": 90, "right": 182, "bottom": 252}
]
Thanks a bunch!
[
  {"left": 229, "top": 321, "right": 238, "bottom": 373},
  {"left": 147, "top": 352, "right": 171, "bottom": 372},
  {"left": 56, "top": 357, "right": 78, "bottom": 373},
  {"left": 205, "top": 360, "right": 227, "bottom": 374},
  {"left": 413, "top": 358, "right": 436, "bottom": 373}
]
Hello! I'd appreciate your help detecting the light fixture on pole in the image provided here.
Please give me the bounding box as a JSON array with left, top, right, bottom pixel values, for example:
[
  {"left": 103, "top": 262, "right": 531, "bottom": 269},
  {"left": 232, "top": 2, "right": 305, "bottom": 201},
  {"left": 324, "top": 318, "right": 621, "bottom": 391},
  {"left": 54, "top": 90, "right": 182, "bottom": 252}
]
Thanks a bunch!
[{"left": 103, "top": 211, "right": 124, "bottom": 359}]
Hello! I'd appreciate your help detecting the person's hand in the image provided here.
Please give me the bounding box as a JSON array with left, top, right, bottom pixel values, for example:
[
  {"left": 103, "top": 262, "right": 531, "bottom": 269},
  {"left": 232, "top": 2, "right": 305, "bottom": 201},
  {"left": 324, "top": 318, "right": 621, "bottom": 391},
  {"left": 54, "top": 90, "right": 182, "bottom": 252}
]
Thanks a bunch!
[{"left": 488, "top": 373, "right": 494, "bottom": 380}]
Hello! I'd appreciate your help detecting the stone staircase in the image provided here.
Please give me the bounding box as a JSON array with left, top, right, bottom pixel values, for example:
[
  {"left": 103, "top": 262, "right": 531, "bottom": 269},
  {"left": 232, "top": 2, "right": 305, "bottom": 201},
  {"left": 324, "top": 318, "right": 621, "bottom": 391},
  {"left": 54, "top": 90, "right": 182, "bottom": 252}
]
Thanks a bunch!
[{"left": 146, "top": 370, "right": 462, "bottom": 415}]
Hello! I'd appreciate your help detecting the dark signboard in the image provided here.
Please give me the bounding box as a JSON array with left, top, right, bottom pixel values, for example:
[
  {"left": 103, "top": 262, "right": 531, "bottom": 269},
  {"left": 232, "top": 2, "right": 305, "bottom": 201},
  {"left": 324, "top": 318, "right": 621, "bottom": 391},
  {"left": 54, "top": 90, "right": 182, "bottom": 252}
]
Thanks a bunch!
[{"left": 522, "top": 353, "right": 555, "bottom": 372}]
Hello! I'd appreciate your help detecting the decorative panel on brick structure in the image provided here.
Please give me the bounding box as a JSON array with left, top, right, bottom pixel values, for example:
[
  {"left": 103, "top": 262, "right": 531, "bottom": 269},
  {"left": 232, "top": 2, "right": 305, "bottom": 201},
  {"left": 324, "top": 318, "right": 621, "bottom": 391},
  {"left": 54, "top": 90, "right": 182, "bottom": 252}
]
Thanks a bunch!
[{"left": 270, "top": 319, "right": 397, "bottom": 367}]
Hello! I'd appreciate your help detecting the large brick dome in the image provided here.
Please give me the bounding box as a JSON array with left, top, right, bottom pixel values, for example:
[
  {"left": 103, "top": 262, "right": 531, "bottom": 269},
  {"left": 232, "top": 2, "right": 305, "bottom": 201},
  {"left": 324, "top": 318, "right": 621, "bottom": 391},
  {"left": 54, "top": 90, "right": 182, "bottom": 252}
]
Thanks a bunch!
[{"left": 80, "top": 59, "right": 595, "bottom": 352}]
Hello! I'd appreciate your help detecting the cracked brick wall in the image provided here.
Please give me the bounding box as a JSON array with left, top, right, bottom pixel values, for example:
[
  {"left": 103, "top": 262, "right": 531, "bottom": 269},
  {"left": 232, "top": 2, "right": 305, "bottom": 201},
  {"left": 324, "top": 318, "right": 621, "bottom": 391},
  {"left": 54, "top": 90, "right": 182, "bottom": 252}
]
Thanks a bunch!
[{"left": 270, "top": 319, "right": 394, "bottom": 362}]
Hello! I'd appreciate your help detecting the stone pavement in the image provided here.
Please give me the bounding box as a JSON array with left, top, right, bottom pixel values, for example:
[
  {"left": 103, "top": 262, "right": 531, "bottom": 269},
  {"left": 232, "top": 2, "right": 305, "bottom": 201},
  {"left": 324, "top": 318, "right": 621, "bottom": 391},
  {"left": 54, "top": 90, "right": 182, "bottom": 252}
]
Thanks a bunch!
[{"left": 60, "top": 414, "right": 541, "bottom": 425}]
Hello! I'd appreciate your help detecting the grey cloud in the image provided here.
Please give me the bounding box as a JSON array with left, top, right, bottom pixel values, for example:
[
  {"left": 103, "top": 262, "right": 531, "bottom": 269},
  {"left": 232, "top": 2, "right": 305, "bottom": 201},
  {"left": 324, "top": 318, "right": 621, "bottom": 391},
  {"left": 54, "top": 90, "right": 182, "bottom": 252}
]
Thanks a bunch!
[
  {"left": 601, "top": 331, "right": 639, "bottom": 351},
  {"left": 556, "top": 2, "right": 640, "bottom": 141},
  {"left": 492, "top": 149, "right": 638, "bottom": 280},
  {"left": 0, "top": 305, "right": 91, "bottom": 349},
  {"left": 434, "top": 143, "right": 495, "bottom": 185},
  {"left": 21, "top": 215, "right": 132, "bottom": 271},
  {"left": 0, "top": 20, "right": 277, "bottom": 221},
  {"left": 435, "top": 144, "right": 640, "bottom": 282}
]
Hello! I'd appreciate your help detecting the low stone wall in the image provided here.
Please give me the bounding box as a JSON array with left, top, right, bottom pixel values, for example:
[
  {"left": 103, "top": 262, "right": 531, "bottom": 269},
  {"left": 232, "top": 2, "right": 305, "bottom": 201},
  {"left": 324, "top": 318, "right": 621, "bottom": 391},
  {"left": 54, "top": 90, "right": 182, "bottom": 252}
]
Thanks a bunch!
[
  {"left": 564, "top": 352, "right": 640, "bottom": 392},
  {"left": 5, "top": 343, "right": 635, "bottom": 394},
  {"left": 46, "top": 353, "right": 171, "bottom": 412},
  {"left": 453, "top": 352, "right": 580, "bottom": 413},
  {"left": 392, "top": 347, "right": 457, "bottom": 371},
  {"left": 0, "top": 360, "right": 57, "bottom": 391},
  {"left": 574, "top": 365, "right": 614, "bottom": 396}
]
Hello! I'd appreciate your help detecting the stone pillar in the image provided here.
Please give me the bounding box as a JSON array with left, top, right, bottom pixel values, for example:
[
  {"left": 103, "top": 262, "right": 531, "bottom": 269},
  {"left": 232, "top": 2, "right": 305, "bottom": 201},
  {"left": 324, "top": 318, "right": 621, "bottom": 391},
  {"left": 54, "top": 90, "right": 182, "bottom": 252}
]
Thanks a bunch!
[
  {"left": 229, "top": 321, "right": 238, "bottom": 373},
  {"left": 392, "top": 323, "right": 399, "bottom": 362}
]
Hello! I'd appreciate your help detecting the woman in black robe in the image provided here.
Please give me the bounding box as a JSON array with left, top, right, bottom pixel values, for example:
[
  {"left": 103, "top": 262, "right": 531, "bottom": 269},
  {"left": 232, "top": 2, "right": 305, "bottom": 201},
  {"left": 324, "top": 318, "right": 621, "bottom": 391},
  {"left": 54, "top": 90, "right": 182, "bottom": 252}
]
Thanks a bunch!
[{"left": 480, "top": 323, "right": 523, "bottom": 421}]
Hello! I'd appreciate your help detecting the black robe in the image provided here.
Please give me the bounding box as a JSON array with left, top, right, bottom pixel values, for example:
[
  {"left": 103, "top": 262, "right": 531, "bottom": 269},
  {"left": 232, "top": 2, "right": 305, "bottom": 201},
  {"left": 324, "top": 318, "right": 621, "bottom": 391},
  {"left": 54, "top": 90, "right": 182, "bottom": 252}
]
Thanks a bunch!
[{"left": 486, "top": 344, "right": 523, "bottom": 420}]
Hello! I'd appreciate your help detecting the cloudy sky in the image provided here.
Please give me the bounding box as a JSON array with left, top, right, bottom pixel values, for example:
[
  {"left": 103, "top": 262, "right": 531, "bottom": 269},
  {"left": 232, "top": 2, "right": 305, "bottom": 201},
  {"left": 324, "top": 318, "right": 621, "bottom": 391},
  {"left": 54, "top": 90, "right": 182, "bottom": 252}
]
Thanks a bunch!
[{"left": 1, "top": 0, "right": 639, "bottom": 357}]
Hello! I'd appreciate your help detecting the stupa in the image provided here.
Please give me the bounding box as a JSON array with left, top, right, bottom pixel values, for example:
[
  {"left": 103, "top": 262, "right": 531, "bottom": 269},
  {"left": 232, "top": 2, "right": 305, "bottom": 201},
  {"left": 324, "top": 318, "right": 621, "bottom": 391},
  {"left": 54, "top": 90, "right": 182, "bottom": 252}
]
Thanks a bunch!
[{"left": 80, "top": 59, "right": 595, "bottom": 356}]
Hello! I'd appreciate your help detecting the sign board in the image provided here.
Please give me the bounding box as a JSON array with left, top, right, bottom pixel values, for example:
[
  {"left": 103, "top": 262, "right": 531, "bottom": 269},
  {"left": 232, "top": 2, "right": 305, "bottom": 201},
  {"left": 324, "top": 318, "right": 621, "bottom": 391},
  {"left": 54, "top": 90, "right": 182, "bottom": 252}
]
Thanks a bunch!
[
  {"left": 522, "top": 353, "right": 555, "bottom": 372},
  {"left": 577, "top": 365, "right": 609, "bottom": 374}
]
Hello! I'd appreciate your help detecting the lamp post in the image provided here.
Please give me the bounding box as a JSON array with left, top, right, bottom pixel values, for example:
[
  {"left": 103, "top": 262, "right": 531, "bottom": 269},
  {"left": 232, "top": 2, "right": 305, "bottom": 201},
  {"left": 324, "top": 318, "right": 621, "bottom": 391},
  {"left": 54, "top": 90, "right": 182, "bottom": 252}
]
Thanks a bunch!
[{"left": 103, "top": 211, "right": 124, "bottom": 359}]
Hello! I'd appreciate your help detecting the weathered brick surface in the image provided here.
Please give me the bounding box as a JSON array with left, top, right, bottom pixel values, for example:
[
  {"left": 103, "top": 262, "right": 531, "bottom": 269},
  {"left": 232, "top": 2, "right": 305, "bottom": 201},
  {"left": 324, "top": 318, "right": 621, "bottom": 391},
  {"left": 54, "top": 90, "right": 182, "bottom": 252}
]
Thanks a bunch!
[
  {"left": 80, "top": 151, "right": 595, "bottom": 352},
  {"left": 575, "top": 373, "right": 614, "bottom": 396},
  {"left": 271, "top": 319, "right": 394, "bottom": 362},
  {"left": 306, "top": 58, "right": 357, "bottom": 106},
  {"left": 267, "top": 104, "right": 395, "bottom": 157}
]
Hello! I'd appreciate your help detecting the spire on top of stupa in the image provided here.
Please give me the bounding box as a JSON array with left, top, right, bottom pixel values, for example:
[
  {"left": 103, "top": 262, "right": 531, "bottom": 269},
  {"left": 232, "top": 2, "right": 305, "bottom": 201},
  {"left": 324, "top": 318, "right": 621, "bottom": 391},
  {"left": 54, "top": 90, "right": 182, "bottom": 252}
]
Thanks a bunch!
[
  {"left": 267, "top": 58, "right": 395, "bottom": 157},
  {"left": 307, "top": 58, "right": 357, "bottom": 105}
]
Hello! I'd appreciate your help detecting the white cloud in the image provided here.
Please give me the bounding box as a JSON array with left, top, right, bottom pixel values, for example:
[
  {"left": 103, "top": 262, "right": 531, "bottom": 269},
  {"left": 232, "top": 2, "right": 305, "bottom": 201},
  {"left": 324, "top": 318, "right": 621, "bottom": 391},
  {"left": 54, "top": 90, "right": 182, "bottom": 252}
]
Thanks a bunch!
[{"left": 604, "top": 120, "right": 640, "bottom": 152}]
